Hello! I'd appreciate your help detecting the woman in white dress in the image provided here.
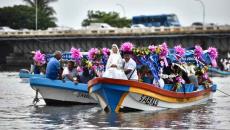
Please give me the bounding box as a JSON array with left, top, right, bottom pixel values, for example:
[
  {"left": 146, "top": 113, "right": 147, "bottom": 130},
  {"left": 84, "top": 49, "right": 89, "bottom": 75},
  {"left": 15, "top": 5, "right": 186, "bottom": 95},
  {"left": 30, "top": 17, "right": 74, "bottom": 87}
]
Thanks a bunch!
[{"left": 103, "top": 44, "right": 127, "bottom": 80}]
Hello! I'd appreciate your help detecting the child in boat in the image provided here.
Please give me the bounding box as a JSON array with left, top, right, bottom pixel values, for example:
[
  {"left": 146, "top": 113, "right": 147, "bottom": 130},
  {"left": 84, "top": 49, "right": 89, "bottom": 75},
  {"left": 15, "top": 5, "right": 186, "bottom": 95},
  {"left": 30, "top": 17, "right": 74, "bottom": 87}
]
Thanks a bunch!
[{"left": 62, "top": 60, "right": 79, "bottom": 83}]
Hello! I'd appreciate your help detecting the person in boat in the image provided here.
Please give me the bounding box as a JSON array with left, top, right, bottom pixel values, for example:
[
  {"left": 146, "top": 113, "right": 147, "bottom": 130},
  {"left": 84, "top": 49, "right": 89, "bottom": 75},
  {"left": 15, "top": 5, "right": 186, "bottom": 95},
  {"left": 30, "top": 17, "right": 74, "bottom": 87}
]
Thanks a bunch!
[
  {"left": 185, "top": 62, "right": 199, "bottom": 91},
  {"left": 103, "top": 44, "right": 127, "bottom": 80},
  {"left": 123, "top": 52, "right": 138, "bottom": 80},
  {"left": 62, "top": 60, "right": 78, "bottom": 83},
  {"left": 78, "top": 66, "right": 95, "bottom": 83},
  {"left": 30, "top": 51, "right": 46, "bottom": 74},
  {"left": 196, "top": 66, "right": 212, "bottom": 88},
  {"left": 138, "top": 65, "right": 153, "bottom": 83},
  {"left": 46, "top": 51, "right": 62, "bottom": 80}
]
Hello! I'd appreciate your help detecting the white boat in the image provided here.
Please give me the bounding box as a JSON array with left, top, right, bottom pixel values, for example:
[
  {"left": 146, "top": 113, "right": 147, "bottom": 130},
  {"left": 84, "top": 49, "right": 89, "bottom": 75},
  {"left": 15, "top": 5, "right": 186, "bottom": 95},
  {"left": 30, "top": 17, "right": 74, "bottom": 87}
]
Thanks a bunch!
[{"left": 30, "top": 77, "right": 97, "bottom": 105}]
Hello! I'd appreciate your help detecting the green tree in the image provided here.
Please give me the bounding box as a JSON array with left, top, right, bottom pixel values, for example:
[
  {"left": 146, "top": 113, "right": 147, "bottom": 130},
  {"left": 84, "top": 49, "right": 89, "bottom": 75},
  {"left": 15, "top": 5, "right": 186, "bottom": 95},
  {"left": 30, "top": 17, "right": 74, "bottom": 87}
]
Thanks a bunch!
[
  {"left": 82, "top": 10, "right": 131, "bottom": 28},
  {"left": 23, "top": 0, "right": 57, "bottom": 26},
  {"left": 0, "top": 5, "right": 56, "bottom": 29}
]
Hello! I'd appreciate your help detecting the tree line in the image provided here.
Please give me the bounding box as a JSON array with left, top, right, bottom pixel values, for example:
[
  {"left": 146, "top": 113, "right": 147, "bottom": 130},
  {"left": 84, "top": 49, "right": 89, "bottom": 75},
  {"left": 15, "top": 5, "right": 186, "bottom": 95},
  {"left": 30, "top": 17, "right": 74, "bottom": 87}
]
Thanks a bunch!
[{"left": 0, "top": 0, "right": 131, "bottom": 30}]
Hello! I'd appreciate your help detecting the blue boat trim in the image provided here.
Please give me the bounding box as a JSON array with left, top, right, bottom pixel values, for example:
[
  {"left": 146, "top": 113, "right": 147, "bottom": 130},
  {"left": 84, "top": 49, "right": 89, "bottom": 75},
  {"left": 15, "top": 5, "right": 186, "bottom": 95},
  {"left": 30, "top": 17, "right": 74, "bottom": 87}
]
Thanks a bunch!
[
  {"left": 93, "top": 83, "right": 130, "bottom": 112},
  {"left": 19, "top": 72, "right": 45, "bottom": 79},
  {"left": 30, "top": 77, "right": 88, "bottom": 93}
]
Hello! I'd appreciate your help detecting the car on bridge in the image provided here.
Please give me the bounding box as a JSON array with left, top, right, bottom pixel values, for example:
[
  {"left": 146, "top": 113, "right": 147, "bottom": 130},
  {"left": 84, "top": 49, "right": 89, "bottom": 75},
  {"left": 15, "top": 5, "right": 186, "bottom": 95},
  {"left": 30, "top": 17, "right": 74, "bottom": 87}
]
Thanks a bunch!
[{"left": 0, "top": 26, "right": 16, "bottom": 32}]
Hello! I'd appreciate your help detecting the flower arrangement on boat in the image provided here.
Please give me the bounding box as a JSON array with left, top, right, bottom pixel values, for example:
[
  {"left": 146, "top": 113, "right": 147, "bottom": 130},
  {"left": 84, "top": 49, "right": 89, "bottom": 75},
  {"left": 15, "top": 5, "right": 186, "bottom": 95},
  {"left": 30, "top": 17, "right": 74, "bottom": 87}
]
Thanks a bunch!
[
  {"left": 194, "top": 45, "right": 203, "bottom": 60},
  {"left": 208, "top": 47, "right": 218, "bottom": 67},
  {"left": 120, "top": 42, "right": 134, "bottom": 53},
  {"left": 102, "top": 48, "right": 110, "bottom": 57},
  {"left": 70, "top": 47, "right": 82, "bottom": 62},
  {"left": 88, "top": 48, "right": 103, "bottom": 61},
  {"left": 33, "top": 50, "right": 46, "bottom": 65},
  {"left": 174, "top": 45, "right": 185, "bottom": 60}
]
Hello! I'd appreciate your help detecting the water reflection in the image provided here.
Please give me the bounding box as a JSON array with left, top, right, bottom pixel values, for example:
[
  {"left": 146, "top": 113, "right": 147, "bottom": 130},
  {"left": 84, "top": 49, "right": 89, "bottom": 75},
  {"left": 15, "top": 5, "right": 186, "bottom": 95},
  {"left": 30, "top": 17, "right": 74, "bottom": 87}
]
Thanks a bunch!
[
  {"left": 29, "top": 105, "right": 101, "bottom": 129},
  {"left": 0, "top": 72, "right": 230, "bottom": 129}
]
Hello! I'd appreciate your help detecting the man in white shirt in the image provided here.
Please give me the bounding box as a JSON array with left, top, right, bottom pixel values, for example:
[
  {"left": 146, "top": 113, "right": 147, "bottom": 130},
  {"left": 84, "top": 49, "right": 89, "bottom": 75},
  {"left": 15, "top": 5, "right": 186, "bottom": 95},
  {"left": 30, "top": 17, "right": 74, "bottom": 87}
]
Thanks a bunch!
[
  {"left": 62, "top": 60, "right": 78, "bottom": 83},
  {"left": 123, "top": 53, "right": 138, "bottom": 80}
]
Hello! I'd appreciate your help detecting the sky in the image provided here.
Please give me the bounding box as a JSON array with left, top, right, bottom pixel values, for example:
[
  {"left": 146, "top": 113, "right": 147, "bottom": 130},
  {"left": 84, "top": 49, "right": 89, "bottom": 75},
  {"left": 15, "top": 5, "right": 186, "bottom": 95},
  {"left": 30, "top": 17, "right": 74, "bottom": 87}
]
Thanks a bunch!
[{"left": 1, "top": 0, "right": 230, "bottom": 29}]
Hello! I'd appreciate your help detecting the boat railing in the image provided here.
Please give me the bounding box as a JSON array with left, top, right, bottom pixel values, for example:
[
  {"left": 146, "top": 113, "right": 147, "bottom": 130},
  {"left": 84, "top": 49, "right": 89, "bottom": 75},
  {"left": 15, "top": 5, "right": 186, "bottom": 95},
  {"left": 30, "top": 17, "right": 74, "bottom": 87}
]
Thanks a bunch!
[{"left": 1, "top": 25, "right": 230, "bottom": 37}]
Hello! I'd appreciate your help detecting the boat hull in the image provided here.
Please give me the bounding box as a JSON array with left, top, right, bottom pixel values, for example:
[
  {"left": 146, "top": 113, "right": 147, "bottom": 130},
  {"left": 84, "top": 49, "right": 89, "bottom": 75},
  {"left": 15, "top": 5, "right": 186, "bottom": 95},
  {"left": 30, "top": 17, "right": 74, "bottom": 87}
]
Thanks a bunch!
[
  {"left": 208, "top": 67, "right": 230, "bottom": 76},
  {"left": 32, "top": 85, "right": 97, "bottom": 105},
  {"left": 30, "top": 77, "right": 97, "bottom": 105},
  {"left": 88, "top": 78, "right": 216, "bottom": 112}
]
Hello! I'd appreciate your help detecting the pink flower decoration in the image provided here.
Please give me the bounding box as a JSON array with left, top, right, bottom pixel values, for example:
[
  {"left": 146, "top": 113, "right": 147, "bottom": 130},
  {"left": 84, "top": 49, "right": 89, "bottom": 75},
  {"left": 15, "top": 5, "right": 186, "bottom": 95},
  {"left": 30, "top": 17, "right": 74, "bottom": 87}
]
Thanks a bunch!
[
  {"left": 174, "top": 45, "right": 185, "bottom": 58},
  {"left": 70, "top": 47, "right": 82, "bottom": 60},
  {"left": 159, "top": 42, "right": 169, "bottom": 58},
  {"left": 88, "top": 48, "right": 99, "bottom": 60},
  {"left": 208, "top": 47, "right": 218, "bottom": 59},
  {"left": 148, "top": 45, "right": 156, "bottom": 53},
  {"left": 33, "top": 50, "right": 46, "bottom": 65},
  {"left": 203, "top": 73, "right": 208, "bottom": 80},
  {"left": 76, "top": 66, "right": 83, "bottom": 72},
  {"left": 194, "top": 45, "right": 203, "bottom": 58},
  {"left": 208, "top": 47, "right": 218, "bottom": 67},
  {"left": 102, "top": 48, "right": 110, "bottom": 57},
  {"left": 92, "top": 65, "right": 97, "bottom": 71},
  {"left": 120, "top": 42, "right": 134, "bottom": 52},
  {"left": 176, "top": 76, "right": 185, "bottom": 83}
]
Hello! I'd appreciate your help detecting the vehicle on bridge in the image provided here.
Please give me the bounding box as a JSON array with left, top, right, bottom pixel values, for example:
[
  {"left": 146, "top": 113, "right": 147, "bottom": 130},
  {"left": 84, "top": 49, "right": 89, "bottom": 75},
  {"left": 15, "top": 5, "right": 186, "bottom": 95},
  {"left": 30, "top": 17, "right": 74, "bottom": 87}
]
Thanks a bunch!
[
  {"left": 86, "top": 23, "right": 115, "bottom": 29},
  {"left": 132, "top": 14, "right": 181, "bottom": 27}
]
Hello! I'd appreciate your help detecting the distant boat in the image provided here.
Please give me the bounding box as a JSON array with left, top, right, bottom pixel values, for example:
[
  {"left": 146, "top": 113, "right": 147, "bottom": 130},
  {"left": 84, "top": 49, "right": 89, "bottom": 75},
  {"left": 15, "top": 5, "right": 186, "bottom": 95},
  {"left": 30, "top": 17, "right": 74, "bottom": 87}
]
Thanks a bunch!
[
  {"left": 19, "top": 69, "right": 45, "bottom": 83},
  {"left": 30, "top": 77, "right": 97, "bottom": 105},
  {"left": 88, "top": 78, "right": 217, "bottom": 112},
  {"left": 208, "top": 67, "right": 230, "bottom": 76}
]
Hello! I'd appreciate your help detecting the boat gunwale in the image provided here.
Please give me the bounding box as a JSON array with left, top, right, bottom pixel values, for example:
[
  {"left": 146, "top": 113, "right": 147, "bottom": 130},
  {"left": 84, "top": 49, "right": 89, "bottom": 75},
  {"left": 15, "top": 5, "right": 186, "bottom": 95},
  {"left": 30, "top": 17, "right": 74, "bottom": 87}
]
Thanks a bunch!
[
  {"left": 88, "top": 77, "right": 212, "bottom": 99},
  {"left": 30, "top": 77, "right": 88, "bottom": 93}
]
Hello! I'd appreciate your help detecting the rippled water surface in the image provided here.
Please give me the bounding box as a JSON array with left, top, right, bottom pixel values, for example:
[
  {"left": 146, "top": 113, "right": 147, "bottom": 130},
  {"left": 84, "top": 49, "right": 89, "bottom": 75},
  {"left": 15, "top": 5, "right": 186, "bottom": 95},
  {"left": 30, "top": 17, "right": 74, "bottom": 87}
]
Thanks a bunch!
[{"left": 0, "top": 72, "right": 230, "bottom": 129}]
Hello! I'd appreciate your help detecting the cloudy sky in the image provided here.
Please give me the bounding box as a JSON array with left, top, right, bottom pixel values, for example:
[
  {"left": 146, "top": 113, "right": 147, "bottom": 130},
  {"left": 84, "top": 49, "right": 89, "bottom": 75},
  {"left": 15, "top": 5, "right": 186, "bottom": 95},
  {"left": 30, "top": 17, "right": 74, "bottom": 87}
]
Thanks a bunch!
[{"left": 1, "top": 0, "right": 230, "bottom": 28}]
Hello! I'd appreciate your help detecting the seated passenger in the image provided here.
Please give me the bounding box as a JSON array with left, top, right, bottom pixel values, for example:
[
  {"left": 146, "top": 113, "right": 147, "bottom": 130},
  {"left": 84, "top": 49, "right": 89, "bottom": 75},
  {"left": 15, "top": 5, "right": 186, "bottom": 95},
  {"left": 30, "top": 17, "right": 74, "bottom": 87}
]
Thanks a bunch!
[
  {"left": 139, "top": 66, "right": 153, "bottom": 83},
  {"left": 186, "top": 63, "right": 198, "bottom": 91},
  {"left": 62, "top": 60, "right": 78, "bottom": 83},
  {"left": 46, "top": 51, "right": 62, "bottom": 80},
  {"left": 123, "top": 53, "right": 138, "bottom": 80},
  {"left": 78, "top": 67, "right": 95, "bottom": 83},
  {"left": 197, "top": 66, "right": 212, "bottom": 88}
]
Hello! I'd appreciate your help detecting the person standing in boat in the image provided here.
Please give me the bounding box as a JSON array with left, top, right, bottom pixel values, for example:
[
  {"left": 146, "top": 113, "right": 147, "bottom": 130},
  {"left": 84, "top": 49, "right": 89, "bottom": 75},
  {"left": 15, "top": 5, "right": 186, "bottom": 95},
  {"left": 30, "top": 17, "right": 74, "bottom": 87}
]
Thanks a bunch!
[
  {"left": 123, "top": 53, "right": 138, "bottom": 80},
  {"left": 46, "top": 51, "right": 62, "bottom": 80},
  {"left": 103, "top": 44, "right": 127, "bottom": 80},
  {"left": 62, "top": 60, "right": 78, "bottom": 83}
]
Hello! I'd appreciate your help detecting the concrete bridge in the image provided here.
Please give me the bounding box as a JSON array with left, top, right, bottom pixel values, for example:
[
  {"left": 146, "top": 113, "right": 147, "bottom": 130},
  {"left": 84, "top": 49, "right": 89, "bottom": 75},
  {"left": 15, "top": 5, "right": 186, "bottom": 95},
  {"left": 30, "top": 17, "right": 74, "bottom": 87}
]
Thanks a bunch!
[{"left": 0, "top": 25, "right": 230, "bottom": 70}]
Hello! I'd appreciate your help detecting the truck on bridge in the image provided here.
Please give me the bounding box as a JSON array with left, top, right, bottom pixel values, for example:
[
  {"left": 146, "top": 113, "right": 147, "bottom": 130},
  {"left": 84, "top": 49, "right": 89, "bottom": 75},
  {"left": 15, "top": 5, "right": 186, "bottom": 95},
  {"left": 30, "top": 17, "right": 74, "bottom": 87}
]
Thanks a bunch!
[{"left": 132, "top": 14, "right": 181, "bottom": 27}]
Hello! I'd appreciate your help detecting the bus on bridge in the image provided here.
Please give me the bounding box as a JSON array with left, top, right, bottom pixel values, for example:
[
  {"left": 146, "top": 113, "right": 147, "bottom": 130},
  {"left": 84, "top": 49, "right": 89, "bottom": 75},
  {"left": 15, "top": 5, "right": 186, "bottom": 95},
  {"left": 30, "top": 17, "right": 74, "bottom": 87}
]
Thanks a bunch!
[{"left": 132, "top": 14, "right": 181, "bottom": 27}]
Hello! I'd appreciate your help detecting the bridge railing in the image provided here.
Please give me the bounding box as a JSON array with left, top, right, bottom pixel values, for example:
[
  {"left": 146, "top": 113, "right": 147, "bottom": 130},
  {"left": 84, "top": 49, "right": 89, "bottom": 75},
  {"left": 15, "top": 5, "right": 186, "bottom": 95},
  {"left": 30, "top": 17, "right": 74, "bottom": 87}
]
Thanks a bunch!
[{"left": 0, "top": 25, "right": 230, "bottom": 37}]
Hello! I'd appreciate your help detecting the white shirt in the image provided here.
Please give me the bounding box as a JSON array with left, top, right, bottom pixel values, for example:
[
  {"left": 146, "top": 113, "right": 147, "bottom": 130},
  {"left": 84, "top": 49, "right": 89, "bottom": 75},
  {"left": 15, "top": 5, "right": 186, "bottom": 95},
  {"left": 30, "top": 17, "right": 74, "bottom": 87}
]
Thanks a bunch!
[
  {"left": 123, "top": 58, "right": 138, "bottom": 80},
  {"left": 62, "top": 67, "right": 78, "bottom": 80}
]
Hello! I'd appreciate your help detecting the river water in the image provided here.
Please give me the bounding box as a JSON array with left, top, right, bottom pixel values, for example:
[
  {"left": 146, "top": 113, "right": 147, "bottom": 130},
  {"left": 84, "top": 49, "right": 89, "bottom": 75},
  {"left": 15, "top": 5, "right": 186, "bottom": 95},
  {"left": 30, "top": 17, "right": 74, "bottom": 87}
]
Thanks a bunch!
[{"left": 0, "top": 72, "right": 230, "bottom": 129}]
